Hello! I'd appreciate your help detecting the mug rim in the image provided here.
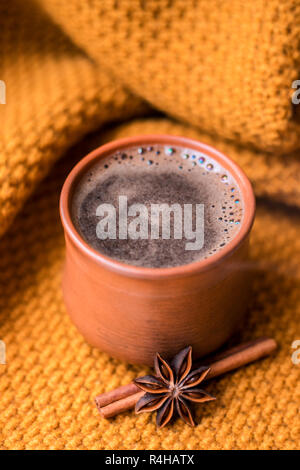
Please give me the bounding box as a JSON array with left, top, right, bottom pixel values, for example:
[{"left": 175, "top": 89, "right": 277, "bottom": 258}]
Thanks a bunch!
[{"left": 60, "top": 134, "right": 256, "bottom": 280}]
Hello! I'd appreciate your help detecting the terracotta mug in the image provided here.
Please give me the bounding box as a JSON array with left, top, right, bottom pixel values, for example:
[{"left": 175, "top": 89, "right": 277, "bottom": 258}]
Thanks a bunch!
[{"left": 60, "top": 135, "right": 255, "bottom": 365}]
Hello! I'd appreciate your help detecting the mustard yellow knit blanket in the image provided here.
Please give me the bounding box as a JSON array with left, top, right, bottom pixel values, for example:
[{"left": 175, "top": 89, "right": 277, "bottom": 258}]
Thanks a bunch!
[{"left": 0, "top": 0, "right": 299, "bottom": 449}]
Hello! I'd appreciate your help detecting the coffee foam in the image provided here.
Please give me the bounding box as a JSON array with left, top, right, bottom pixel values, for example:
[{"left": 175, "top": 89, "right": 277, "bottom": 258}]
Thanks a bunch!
[{"left": 71, "top": 144, "right": 244, "bottom": 267}]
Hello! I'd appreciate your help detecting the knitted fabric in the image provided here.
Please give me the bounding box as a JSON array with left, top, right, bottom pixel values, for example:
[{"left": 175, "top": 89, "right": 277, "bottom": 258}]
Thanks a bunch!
[
  {"left": 37, "top": 0, "right": 300, "bottom": 154},
  {"left": 0, "top": 0, "right": 299, "bottom": 450},
  {"left": 0, "top": 0, "right": 149, "bottom": 237}
]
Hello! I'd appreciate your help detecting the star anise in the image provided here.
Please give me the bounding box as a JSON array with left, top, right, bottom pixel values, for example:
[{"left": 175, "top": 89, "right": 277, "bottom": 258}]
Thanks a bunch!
[{"left": 134, "top": 346, "right": 216, "bottom": 428}]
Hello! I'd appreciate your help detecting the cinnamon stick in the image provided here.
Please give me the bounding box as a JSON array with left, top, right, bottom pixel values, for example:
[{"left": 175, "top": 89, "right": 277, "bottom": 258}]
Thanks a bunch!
[
  {"left": 96, "top": 391, "right": 145, "bottom": 419},
  {"left": 95, "top": 339, "right": 261, "bottom": 409},
  {"left": 95, "top": 337, "right": 277, "bottom": 419},
  {"left": 95, "top": 382, "right": 139, "bottom": 408}
]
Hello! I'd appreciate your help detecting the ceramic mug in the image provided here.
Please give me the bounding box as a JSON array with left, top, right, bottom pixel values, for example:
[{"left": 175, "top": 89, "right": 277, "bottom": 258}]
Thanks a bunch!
[{"left": 60, "top": 135, "right": 255, "bottom": 365}]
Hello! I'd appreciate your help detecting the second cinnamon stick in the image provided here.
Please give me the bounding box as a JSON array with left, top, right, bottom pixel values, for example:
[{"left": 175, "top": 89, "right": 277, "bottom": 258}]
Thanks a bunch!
[{"left": 95, "top": 337, "right": 277, "bottom": 419}]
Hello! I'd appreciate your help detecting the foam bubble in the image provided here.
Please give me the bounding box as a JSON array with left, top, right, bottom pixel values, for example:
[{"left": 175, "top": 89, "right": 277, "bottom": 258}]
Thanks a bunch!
[{"left": 71, "top": 143, "right": 244, "bottom": 267}]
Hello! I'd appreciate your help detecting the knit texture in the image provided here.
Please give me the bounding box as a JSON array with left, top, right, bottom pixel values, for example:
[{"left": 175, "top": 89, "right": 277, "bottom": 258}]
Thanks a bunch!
[
  {"left": 0, "top": 0, "right": 149, "bottom": 237},
  {"left": 37, "top": 0, "right": 300, "bottom": 154},
  {"left": 0, "top": 0, "right": 300, "bottom": 450}
]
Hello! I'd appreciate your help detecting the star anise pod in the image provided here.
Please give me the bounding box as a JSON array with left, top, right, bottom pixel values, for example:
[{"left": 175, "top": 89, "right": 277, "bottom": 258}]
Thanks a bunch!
[{"left": 134, "top": 346, "right": 216, "bottom": 428}]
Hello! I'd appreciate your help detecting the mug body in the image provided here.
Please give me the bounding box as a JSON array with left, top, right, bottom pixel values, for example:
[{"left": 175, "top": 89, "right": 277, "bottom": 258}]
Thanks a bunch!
[{"left": 60, "top": 135, "right": 255, "bottom": 365}]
